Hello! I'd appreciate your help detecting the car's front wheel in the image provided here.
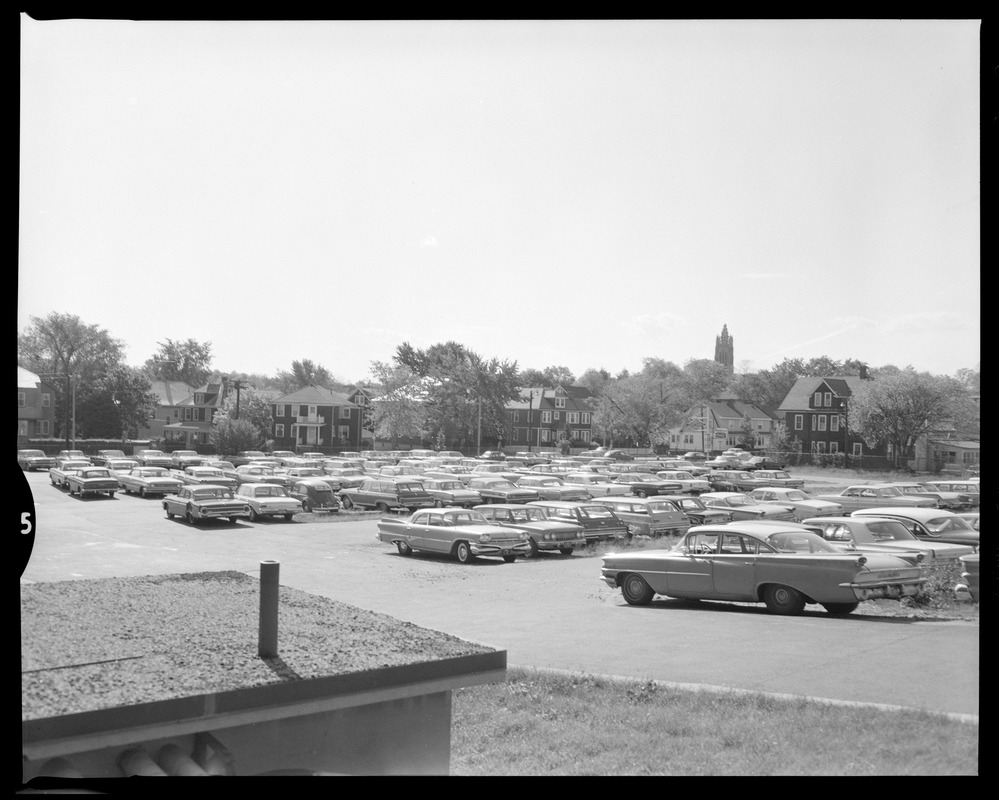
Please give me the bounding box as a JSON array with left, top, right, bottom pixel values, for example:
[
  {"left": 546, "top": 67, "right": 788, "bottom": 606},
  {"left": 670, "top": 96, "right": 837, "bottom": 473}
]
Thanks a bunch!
[
  {"left": 455, "top": 541, "right": 474, "bottom": 564},
  {"left": 375, "top": 502, "right": 389, "bottom": 513},
  {"left": 558, "top": 547, "right": 574, "bottom": 556},
  {"left": 621, "top": 573, "right": 654, "bottom": 606},
  {"left": 763, "top": 584, "right": 806, "bottom": 615},
  {"left": 248, "top": 508, "right": 259, "bottom": 522},
  {"left": 185, "top": 510, "right": 198, "bottom": 526},
  {"left": 822, "top": 602, "right": 859, "bottom": 615}
]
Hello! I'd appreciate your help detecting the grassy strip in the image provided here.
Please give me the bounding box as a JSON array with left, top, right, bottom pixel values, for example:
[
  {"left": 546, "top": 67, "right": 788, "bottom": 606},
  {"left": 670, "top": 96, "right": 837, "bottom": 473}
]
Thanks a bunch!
[{"left": 450, "top": 666, "right": 978, "bottom": 776}]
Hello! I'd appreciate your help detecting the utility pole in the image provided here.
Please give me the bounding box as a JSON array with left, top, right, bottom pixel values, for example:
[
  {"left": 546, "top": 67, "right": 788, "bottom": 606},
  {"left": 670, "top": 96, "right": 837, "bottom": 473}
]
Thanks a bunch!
[{"left": 527, "top": 390, "right": 533, "bottom": 452}]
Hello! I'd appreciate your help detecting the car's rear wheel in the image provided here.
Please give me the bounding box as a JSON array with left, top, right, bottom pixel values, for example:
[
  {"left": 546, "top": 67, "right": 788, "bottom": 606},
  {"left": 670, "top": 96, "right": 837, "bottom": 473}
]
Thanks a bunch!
[
  {"left": 434, "top": 499, "right": 444, "bottom": 508},
  {"left": 455, "top": 541, "right": 473, "bottom": 564},
  {"left": 396, "top": 541, "right": 413, "bottom": 556},
  {"left": 528, "top": 539, "right": 540, "bottom": 557},
  {"left": 558, "top": 547, "right": 574, "bottom": 556},
  {"left": 302, "top": 500, "right": 312, "bottom": 512},
  {"left": 822, "top": 602, "right": 859, "bottom": 615},
  {"left": 503, "top": 555, "right": 517, "bottom": 563},
  {"left": 621, "top": 573, "right": 655, "bottom": 606},
  {"left": 228, "top": 517, "right": 240, "bottom": 524},
  {"left": 375, "top": 502, "right": 389, "bottom": 513},
  {"left": 284, "top": 513, "right": 294, "bottom": 522},
  {"left": 165, "top": 509, "right": 175, "bottom": 519},
  {"left": 139, "top": 487, "right": 146, "bottom": 498},
  {"left": 636, "top": 490, "right": 648, "bottom": 498},
  {"left": 340, "top": 496, "right": 353, "bottom": 509},
  {"left": 763, "top": 584, "right": 806, "bottom": 615}
]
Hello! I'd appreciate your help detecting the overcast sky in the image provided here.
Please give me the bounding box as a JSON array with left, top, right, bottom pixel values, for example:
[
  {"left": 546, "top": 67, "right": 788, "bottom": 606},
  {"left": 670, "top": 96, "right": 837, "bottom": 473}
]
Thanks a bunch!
[{"left": 19, "top": 18, "right": 981, "bottom": 385}]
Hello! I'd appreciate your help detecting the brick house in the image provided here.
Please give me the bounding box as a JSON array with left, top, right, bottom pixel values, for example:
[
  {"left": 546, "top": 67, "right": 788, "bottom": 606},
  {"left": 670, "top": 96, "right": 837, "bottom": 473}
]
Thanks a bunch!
[
  {"left": 270, "top": 386, "right": 362, "bottom": 452},
  {"left": 506, "top": 386, "right": 596, "bottom": 449},
  {"left": 17, "top": 366, "right": 57, "bottom": 443}
]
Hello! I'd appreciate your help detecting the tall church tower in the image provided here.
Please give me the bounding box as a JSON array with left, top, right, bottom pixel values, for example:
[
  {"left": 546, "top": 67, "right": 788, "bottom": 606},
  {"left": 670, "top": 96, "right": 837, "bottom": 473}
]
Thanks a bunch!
[{"left": 714, "top": 324, "right": 734, "bottom": 373}]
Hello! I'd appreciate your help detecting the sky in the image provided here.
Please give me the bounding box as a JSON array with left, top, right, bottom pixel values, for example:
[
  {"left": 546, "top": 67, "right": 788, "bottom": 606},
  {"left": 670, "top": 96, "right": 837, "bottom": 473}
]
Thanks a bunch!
[{"left": 18, "top": 18, "right": 981, "bottom": 386}]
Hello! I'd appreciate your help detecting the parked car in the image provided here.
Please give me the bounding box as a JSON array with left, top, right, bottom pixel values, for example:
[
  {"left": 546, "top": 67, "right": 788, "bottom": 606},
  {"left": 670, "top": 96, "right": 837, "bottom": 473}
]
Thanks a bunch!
[
  {"left": 377, "top": 507, "right": 530, "bottom": 562},
  {"left": 922, "top": 480, "right": 980, "bottom": 508},
  {"left": 526, "top": 500, "right": 628, "bottom": 544},
  {"left": 229, "top": 450, "right": 268, "bottom": 466},
  {"left": 748, "top": 487, "right": 844, "bottom": 521},
  {"left": 48, "top": 459, "right": 93, "bottom": 489},
  {"left": 419, "top": 478, "right": 483, "bottom": 508},
  {"left": 704, "top": 455, "right": 747, "bottom": 470},
  {"left": 226, "top": 464, "right": 291, "bottom": 488},
  {"left": 812, "top": 485, "right": 938, "bottom": 512},
  {"left": 466, "top": 477, "right": 540, "bottom": 505},
  {"left": 591, "top": 496, "right": 691, "bottom": 538},
  {"left": 851, "top": 508, "right": 980, "bottom": 548},
  {"left": 479, "top": 451, "right": 506, "bottom": 461},
  {"left": 704, "top": 473, "right": 742, "bottom": 493},
  {"left": 653, "top": 470, "right": 711, "bottom": 495},
  {"left": 281, "top": 466, "right": 327, "bottom": 482},
  {"left": 681, "top": 451, "right": 708, "bottom": 462},
  {"left": 17, "top": 449, "right": 56, "bottom": 471},
  {"left": 602, "top": 450, "right": 635, "bottom": 462},
  {"left": 473, "top": 503, "right": 586, "bottom": 556},
  {"left": 955, "top": 512, "right": 980, "bottom": 532},
  {"left": 162, "top": 485, "right": 250, "bottom": 525},
  {"left": 803, "top": 516, "right": 975, "bottom": 562},
  {"left": 177, "top": 466, "right": 239, "bottom": 490},
  {"left": 288, "top": 478, "right": 341, "bottom": 514},
  {"left": 268, "top": 450, "right": 300, "bottom": 466},
  {"left": 117, "top": 466, "right": 185, "bottom": 496},
  {"left": 90, "top": 449, "right": 126, "bottom": 467},
  {"left": 954, "top": 554, "right": 980, "bottom": 603},
  {"left": 65, "top": 467, "right": 118, "bottom": 498},
  {"left": 135, "top": 449, "right": 172, "bottom": 467},
  {"left": 235, "top": 483, "right": 301, "bottom": 522},
  {"left": 657, "top": 494, "right": 734, "bottom": 525},
  {"left": 560, "top": 472, "right": 632, "bottom": 497},
  {"left": 338, "top": 477, "right": 435, "bottom": 512},
  {"left": 169, "top": 450, "right": 207, "bottom": 470},
  {"left": 514, "top": 475, "right": 591, "bottom": 502},
  {"left": 700, "top": 492, "right": 796, "bottom": 521},
  {"left": 600, "top": 522, "right": 928, "bottom": 615},
  {"left": 56, "top": 449, "right": 90, "bottom": 463},
  {"left": 322, "top": 467, "right": 367, "bottom": 490},
  {"left": 103, "top": 458, "right": 140, "bottom": 479},
  {"left": 887, "top": 482, "right": 974, "bottom": 511},
  {"left": 708, "top": 470, "right": 770, "bottom": 491},
  {"left": 203, "top": 459, "right": 235, "bottom": 471},
  {"left": 610, "top": 473, "right": 684, "bottom": 498},
  {"left": 742, "top": 455, "right": 786, "bottom": 470},
  {"left": 751, "top": 470, "right": 805, "bottom": 489},
  {"left": 469, "top": 463, "right": 522, "bottom": 481},
  {"left": 661, "top": 459, "right": 710, "bottom": 476},
  {"left": 422, "top": 465, "right": 475, "bottom": 485}
]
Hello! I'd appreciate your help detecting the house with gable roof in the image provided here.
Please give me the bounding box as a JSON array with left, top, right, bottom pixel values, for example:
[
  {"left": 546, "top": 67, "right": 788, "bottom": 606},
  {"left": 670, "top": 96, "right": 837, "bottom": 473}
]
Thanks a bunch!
[
  {"left": 17, "top": 366, "right": 57, "bottom": 442},
  {"left": 505, "top": 386, "right": 596, "bottom": 449},
  {"left": 668, "top": 393, "right": 776, "bottom": 454},
  {"left": 270, "top": 385, "right": 362, "bottom": 452}
]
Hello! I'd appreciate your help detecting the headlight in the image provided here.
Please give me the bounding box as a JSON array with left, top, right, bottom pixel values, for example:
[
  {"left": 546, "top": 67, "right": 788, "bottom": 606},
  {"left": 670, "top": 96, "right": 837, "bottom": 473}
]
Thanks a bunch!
[
  {"left": 856, "top": 555, "right": 868, "bottom": 567},
  {"left": 198, "top": 506, "right": 207, "bottom": 513},
  {"left": 479, "top": 533, "right": 491, "bottom": 542}
]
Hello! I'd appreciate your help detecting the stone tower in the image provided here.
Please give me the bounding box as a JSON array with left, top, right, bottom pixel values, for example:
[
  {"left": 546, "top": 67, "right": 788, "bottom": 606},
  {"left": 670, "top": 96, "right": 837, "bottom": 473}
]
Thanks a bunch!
[{"left": 714, "top": 324, "right": 734, "bottom": 373}]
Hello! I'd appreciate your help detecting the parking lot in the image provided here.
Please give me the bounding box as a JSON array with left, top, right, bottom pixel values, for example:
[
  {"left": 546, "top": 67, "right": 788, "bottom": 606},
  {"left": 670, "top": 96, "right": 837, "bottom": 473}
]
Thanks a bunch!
[{"left": 20, "top": 468, "right": 980, "bottom": 719}]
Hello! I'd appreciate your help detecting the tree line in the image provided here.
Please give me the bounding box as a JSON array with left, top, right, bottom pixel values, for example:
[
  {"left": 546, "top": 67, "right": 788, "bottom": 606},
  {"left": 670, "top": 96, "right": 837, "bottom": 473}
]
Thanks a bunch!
[{"left": 18, "top": 312, "right": 980, "bottom": 460}]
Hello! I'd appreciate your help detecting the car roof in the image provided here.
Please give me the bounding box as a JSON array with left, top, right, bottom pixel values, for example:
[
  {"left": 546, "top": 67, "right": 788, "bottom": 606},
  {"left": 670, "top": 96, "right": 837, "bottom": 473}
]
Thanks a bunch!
[{"left": 852, "top": 507, "right": 961, "bottom": 520}]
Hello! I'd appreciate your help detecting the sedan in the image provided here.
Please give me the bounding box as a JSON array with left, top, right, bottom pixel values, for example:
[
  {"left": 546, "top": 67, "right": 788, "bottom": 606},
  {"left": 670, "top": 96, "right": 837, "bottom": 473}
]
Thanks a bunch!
[
  {"left": 288, "top": 478, "right": 340, "bottom": 514},
  {"left": 851, "top": 508, "right": 980, "bottom": 548},
  {"left": 707, "top": 470, "right": 771, "bottom": 491},
  {"left": 117, "top": 467, "right": 184, "bottom": 497},
  {"left": 377, "top": 508, "right": 530, "bottom": 563},
  {"left": 473, "top": 503, "right": 586, "bottom": 556},
  {"left": 748, "top": 488, "right": 844, "bottom": 522},
  {"left": 526, "top": 501, "right": 628, "bottom": 544},
  {"left": 923, "top": 480, "right": 980, "bottom": 508},
  {"left": 135, "top": 449, "right": 172, "bottom": 467},
  {"left": 560, "top": 472, "right": 632, "bottom": 497},
  {"left": 802, "top": 516, "right": 976, "bottom": 562},
  {"left": 601, "top": 523, "right": 928, "bottom": 615},
  {"left": 162, "top": 485, "right": 250, "bottom": 525},
  {"left": 226, "top": 465, "right": 291, "bottom": 487},
  {"left": 700, "top": 492, "right": 796, "bottom": 521},
  {"left": 954, "top": 555, "right": 980, "bottom": 603},
  {"left": 610, "top": 474, "right": 684, "bottom": 498},
  {"left": 178, "top": 466, "right": 239, "bottom": 490},
  {"left": 514, "top": 475, "right": 591, "bottom": 502},
  {"left": 17, "top": 449, "right": 56, "bottom": 471},
  {"left": 812, "top": 485, "right": 938, "bottom": 512},
  {"left": 657, "top": 494, "right": 735, "bottom": 526},
  {"left": 466, "top": 477, "right": 540, "bottom": 505},
  {"left": 888, "top": 482, "right": 974, "bottom": 511},
  {"left": 419, "top": 478, "right": 483, "bottom": 508},
  {"left": 653, "top": 470, "right": 711, "bottom": 494},
  {"left": 751, "top": 470, "right": 805, "bottom": 489},
  {"left": 235, "top": 483, "right": 302, "bottom": 522}
]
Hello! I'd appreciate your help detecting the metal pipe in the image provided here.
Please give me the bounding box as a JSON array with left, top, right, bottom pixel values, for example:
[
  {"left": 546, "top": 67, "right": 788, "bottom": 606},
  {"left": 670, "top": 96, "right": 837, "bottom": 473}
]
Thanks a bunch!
[{"left": 258, "top": 560, "right": 279, "bottom": 657}]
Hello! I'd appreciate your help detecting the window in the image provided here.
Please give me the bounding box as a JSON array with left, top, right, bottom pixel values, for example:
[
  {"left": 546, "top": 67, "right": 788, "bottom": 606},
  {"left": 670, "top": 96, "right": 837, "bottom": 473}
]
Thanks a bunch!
[
  {"left": 338, "top": 425, "right": 350, "bottom": 440},
  {"left": 555, "top": 397, "right": 566, "bottom": 408},
  {"left": 814, "top": 392, "right": 823, "bottom": 407},
  {"left": 542, "top": 411, "right": 552, "bottom": 423},
  {"left": 41, "top": 393, "right": 51, "bottom": 407},
  {"left": 309, "top": 405, "right": 317, "bottom": 417},
  {"left": 541, "top": 430, "right": 551, "bottom": 442},
  {"left": 184, "top": 408, "right": 192, "bottom": 421},
  {"left": 811, "top": 415, "right": 817, "bottom": 430},
  {"left": 513, "top": 429, "right": 521, "bottom": 442},
  {"left": 339, "top": 407, "right": 351, "bottom": 419},
  {"left": 18, "top": 392, "right": 25, "bottom": 407},
  {"left": 816, "top": 441, "right": 827, "bottom": 453},
  {"left": 512, "top": 411, "right": 520, "bottom": 422},
  {"left": 275, "top": 424, "right": 285, "bottom": 438},
  {"left": 578, "top": 430, "right": 591, "bottom": 442},
  {"left": 39, "top": 420, "right": 50, "bottom": 436},
  {"left": 581, "top": 413, "right": 591, "bottom": 424},
  {"left": 274, "top": 406, "right": 283, "bottom": 417},
  {"left": 829, "top": 441, "right": 839, "bottom": 454},
  {"left": 824, "top": 392, "right": 832, "bottom": 406},
  {"left": 566, "top": 412, "right": 579, "bottom": 424},
  {"left": 199, "top": 432, "right": 210, "bottom": 444},
  {"left": 817, "top": 415, "right": 827, "bottom": 431},
  {"left": 852, "top": 443, "right": 863, "bottom": 457},
  {"left": 18, "top": 420, "right": 28, "bottom": 436},
  {"left": 830, "top": 414, "right": 839, "bottom": 432},
  {"left": 554, "top": 412, "right": 560, "bottom": 420}
]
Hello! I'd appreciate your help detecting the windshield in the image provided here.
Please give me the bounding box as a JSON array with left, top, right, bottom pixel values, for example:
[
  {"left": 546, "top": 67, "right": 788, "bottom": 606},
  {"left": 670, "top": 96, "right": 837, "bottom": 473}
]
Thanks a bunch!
[
  {"left": 863, "top": 521, "right": 917, "bottom": 541},
  {"left": 143, "top": 468, "right": 170, "bottom": 477},
  {"left": 766, "top": 531, "right": 842, "bottom": 553},
  {"left": 721, "top": 495, "right": 757, "bottom": 507},
  {"left": 783, "top": 491, "right": 807, "bottom": 501},
  {"left": 646, "top": 500, "right": 678, "bottom": 512},
  {"left": 581, "top": 506, "right": 617, "bottom": 519},
  {"left": 925, "top": 516, "right": 975, "bottom": 533},
  {"left": 397, "top": 483, "right": 426, "bottom": 495},
  {"left": 194, "top": 489, "right": 232, "bottom": 500},
  {"left": 255, "top": 486, "right": 288, "bottom": 497},
  {"left": 508, "top": 508, "right": 547, "bottom": 522}
]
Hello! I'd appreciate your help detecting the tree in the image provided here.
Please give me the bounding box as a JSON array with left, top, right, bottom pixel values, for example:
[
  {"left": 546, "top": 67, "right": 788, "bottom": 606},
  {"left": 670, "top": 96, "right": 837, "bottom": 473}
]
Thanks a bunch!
[
  {"left": 274, "top": 359, "right": 334, "bottom": 395},
  {"left": 18, "top": 312, "right": 126, "bottom": 445},
  {"left": 210, "top": 417, "right": 265, "bottom": 456},
  {"left": 541, "top": 365, "right": 576, "bottom": 387},
  {"left": 368, "top": 361, "right": 427, "bottom": 448},
  {"left": 213, "top": 386, "right": 273, "bottom": 448},
  {"left": 143, "top": 339, "right": 213, "bottom": 387},
  {"left": 577, "top": 368, "right": 611, "bottom": 396},
  {"left": 847, "top": 369, "right": 977, "bottom": 467},
  {"left": 74, "top": 366, "right": 159, "bottom": 439},
  {"left": 517, "top": 368, "right": 547, "bottom": 387},
  {"left": 738, "top": 414, "right": 756, "bottom": 451}
]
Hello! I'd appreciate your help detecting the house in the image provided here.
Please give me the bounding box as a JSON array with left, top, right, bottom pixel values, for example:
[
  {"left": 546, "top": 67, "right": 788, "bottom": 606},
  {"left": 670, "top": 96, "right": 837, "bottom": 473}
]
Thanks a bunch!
[
  {"left": 910, "top": 395, "right": 980, "bottom": 473},
  {"left": 140, "top": 380, "right": 199, "bottom": 444},
  {"left": 776, "top": 375, "right": 886, "bottom": 464},
  {"left": 668, "top": 393, "right": 776, "bottom": 454},
  {"left": 345, "top": 385, "right": 378, "bottom": 445},
  {"left": 506, "top": 386, "right": 596, "bottom": 449},
  {"left": 270, "top": 385, "right": 362, "bottom": 453},
  {"left": 17, "top": 367, "right": 57, "bottom": 443}
]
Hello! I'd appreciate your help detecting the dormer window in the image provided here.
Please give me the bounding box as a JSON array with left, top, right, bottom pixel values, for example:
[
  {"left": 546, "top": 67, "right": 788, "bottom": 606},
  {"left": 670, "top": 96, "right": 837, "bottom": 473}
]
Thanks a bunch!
[
  {"left": 824, "top": 392, "right": 832, "bottom": 406},
  {"left": 813, "top": 392, "right": 823, "bottom": 407},
  {"left": 195, "top": 394, "right": 204, "bottom": 404},
  {"left": 555, "top": 398, "right": 566, "bottom": 408}
]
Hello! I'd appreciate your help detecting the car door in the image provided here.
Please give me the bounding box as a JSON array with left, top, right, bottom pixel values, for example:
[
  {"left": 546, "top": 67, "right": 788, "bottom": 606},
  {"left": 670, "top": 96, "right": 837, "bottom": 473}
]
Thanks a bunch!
[
  {"left": 712, "top": 533, "right": 759, "bottom": 599},
  {"left": 666, "top": 531, "right": 718, "bottom": 596}
]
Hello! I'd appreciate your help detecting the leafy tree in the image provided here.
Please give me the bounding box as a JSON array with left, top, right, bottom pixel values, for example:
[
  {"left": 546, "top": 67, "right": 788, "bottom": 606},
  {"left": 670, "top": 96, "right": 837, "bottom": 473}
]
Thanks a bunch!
[
  {"left": 677, "top": 359, "right": 730, "bottom": 407},
  {"left": 954, "top": 365, "right": 980, "bottom": 393},
  {"left": 213, "top": 386, "right": 273, "bottom": 447},
  {"left": 211, "top": 417, "right": 264, "bottom": 456},
  {"left": 847, "top": 368, "right": 977, "bottom": 467},
  {"left": 738, "top": 414, "right": 756, "bottom": 451},
  {"left": 18, "top": 312, "right": 125, "bottom": 445},
  {"left": 577, "top": 368, "right": 612, "bottom": 396},
  {"left": 517, "top": 368, "right": 548, "bottom": 387},
  {"left": 541, "top": 365, "right": 576, "bottom": 387},
  {"left": 143, "top": 339, "right": 213, "bottom": 387},
  {"left": 368, "top": 361, "right": 427, "bottom": 448},
  {"left": 274, "top": 359, "right": 334, "bottom": 394},
  {"left": 74, "top": 366, "right": 159, "bottom": 439}
]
